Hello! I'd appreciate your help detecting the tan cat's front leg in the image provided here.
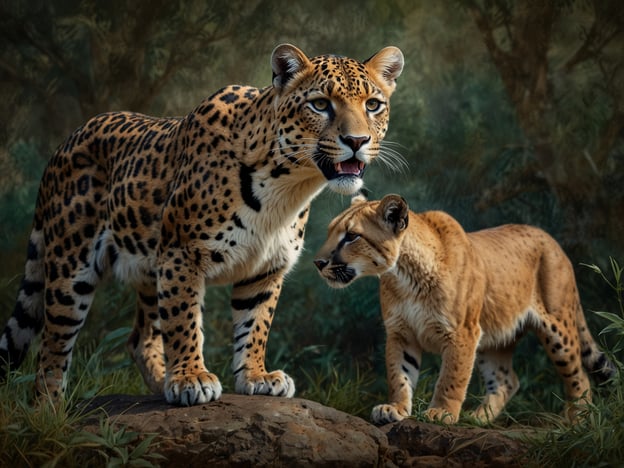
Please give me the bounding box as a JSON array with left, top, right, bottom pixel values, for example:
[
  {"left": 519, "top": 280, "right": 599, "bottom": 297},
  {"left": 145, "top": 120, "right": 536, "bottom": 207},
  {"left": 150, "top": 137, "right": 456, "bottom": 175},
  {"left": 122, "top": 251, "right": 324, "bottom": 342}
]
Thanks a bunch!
[
  {"left": 426, "top": 325, "right": 481, "bottom": 423},
  {"left": 371, "top": 327, "right": 422, "bottom": 425}
]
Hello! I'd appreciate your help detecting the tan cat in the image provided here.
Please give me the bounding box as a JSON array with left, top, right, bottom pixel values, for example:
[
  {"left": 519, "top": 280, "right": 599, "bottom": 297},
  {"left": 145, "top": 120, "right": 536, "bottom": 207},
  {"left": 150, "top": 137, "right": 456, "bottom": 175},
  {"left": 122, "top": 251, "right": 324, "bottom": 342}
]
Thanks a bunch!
[{"left": 314, "top": 194, "right": 614, "bottom": 424}]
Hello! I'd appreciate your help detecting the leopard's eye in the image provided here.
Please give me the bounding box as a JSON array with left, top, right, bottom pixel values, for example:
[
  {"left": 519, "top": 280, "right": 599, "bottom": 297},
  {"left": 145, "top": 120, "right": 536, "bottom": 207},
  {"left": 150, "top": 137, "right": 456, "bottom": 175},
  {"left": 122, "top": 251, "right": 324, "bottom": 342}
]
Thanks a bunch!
[
  {"left": 365, "top": 98, "right": 384, "bottom": 113},
  {"left": 343, "top": 231, "right": 361, "bottom": 243},
  {"left": 309, "top": 98, "right": 331, "bottom": 113}
]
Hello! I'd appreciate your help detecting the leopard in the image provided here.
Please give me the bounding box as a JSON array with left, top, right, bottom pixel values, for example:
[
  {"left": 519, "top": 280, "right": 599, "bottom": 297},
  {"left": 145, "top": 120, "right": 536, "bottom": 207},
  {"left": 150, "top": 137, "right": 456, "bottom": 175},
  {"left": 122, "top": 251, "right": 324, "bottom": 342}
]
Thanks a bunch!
[
  {"left": 314, "top": 194, "right": 615, "bottom": 424},
  {"left": 0, "top": 44, "right": 404, "bottom": 406}
]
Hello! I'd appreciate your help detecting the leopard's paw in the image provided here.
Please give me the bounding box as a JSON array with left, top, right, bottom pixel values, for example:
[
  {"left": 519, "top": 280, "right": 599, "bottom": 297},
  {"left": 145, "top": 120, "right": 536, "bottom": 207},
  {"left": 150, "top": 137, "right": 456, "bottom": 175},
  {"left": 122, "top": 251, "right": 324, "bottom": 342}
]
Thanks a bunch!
[
  {"left": 164, "top": 371, "right": 222, "bottom": 406},
  {"left": 236, "top": 370, "right": 295, "bottom": 397},
  {"left": 424, "top": 407, "right": 457, "bottom": 424},
  {"left": 371, "top": 403, "right": 407, "bottom": 425}
]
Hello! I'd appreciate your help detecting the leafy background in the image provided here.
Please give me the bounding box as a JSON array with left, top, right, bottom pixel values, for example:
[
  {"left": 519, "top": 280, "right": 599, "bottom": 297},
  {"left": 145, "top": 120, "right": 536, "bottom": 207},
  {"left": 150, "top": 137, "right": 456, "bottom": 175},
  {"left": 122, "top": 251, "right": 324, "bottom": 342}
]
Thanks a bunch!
[{"left": 0, "top": 0, "right": 623, "bottom": 428}]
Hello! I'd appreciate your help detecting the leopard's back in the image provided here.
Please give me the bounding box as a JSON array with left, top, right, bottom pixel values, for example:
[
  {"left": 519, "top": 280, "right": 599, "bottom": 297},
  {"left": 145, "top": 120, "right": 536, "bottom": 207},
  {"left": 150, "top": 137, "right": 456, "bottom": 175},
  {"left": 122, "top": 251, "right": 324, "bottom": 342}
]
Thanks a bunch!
[{"left": 42, "top": 112, "right": 183, "bottom": 281}]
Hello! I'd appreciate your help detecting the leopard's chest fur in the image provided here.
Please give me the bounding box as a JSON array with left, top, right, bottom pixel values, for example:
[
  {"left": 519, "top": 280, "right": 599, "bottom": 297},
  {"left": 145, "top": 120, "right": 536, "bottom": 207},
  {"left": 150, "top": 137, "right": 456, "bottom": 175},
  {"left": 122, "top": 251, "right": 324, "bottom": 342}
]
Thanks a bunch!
[{"left": 86, "top": 85, "right": 319, "bottom": 287}]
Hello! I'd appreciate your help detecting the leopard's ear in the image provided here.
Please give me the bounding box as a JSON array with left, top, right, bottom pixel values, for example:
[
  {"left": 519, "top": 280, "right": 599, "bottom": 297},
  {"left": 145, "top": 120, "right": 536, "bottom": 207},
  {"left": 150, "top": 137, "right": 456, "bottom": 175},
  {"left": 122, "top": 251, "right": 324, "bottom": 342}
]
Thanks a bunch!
[
  {"left": 364, "top": 46, "right": 404, "bottom": 93},
  {"left": 271, "top": 44, "right": 311, "bottom": 91},
  {"left": 378, "top": 194, "right": 409, "bottom": 234}
]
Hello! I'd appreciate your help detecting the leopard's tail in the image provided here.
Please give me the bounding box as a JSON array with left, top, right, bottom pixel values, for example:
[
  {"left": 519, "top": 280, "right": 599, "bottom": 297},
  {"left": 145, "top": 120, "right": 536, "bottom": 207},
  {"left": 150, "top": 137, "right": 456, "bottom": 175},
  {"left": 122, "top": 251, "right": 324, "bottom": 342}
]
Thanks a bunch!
[
  {"left": 576, "top": 301, "right": 617, "bottom": 384},
  {"left": 0, "top": 225, "right": 45, "bottom": 380}
]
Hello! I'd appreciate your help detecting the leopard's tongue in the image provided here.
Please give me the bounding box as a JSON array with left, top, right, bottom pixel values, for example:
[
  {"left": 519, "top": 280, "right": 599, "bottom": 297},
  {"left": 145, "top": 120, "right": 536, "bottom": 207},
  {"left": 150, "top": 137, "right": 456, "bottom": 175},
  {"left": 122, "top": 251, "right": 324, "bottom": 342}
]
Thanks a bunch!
[{"left": 335, "top": 159, "right": 364, "bottom": 175}]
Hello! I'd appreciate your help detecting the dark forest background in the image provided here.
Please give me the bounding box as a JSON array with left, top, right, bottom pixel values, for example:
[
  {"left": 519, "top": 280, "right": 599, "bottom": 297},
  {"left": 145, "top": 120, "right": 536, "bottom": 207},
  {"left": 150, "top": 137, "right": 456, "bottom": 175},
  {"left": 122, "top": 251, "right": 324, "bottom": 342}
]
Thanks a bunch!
[{"left": 0, "top": 0, "right": 623, "bottom": 415}]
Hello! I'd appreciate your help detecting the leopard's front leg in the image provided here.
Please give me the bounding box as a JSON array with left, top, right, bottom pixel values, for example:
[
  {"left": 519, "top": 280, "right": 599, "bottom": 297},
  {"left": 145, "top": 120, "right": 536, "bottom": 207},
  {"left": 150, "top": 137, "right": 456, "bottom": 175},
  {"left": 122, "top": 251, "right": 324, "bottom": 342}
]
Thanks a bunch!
[
  {"left": 158, "top": 254, "right": 222, "bottom": 406},
  {"left": 231, "top": 270, "right": 295, "bottom": 398}
]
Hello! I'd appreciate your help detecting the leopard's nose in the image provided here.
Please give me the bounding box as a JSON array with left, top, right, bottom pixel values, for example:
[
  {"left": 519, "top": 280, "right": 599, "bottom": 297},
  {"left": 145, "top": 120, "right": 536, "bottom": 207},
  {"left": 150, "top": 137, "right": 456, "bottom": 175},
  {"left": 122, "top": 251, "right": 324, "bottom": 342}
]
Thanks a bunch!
[
  {"left": 340, "top": 135, "right": 370, "bottom": 153},
  {"left": 313, "top": 259, "right": 329, "bottom": 271}
]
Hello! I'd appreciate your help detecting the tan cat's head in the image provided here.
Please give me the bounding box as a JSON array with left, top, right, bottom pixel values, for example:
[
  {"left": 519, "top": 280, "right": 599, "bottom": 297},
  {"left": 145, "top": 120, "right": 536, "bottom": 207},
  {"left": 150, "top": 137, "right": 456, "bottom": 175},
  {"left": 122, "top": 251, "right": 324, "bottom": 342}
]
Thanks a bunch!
[{"left": 314, "top": 194, "right": 409, "bottom": 288}]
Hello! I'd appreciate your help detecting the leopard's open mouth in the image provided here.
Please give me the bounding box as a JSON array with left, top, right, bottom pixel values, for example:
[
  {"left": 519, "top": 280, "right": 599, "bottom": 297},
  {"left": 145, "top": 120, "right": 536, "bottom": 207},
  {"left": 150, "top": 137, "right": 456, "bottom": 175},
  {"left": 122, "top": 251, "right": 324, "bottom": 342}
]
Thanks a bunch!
[{"left": 315, "top": 155, "right": 366, "bottom": 181}]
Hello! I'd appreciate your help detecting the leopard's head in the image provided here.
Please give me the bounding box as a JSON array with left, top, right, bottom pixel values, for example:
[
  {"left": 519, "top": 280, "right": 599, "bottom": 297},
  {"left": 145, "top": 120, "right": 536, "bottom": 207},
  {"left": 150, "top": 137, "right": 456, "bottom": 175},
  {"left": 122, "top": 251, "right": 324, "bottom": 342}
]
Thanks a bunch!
[
  {"left": 314, "top": 194, "right": 410, "bottom": 288},
  {"left": 271, "top": 44, "right": 404, "bottom": 195}
]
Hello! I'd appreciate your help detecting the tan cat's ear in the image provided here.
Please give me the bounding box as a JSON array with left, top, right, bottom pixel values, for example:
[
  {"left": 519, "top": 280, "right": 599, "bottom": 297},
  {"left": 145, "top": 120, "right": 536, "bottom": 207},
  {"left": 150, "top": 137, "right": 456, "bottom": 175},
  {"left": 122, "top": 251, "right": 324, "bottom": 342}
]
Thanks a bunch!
[
  {"left": 378, "top": 194, "right": 409, "bottom": 234},
  {"left": 364, "top": 46, "right": 404, "bottom": 92},
  {"left": 271, "top": 44, "right": 312, "bottom": 91}
]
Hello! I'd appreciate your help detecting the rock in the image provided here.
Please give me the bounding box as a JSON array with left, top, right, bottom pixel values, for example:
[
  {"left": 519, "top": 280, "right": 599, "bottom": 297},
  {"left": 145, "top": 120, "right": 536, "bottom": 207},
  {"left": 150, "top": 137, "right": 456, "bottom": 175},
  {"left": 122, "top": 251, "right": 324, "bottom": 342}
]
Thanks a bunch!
[
  {"left": 383, "top": 419, "right": 529, "bottom": 467},
  {"left": 81, "top": 394, "right": 388, "bottom": 467},
  {"left": 80, "top": 394, "right": 529, "bottom": 467}
]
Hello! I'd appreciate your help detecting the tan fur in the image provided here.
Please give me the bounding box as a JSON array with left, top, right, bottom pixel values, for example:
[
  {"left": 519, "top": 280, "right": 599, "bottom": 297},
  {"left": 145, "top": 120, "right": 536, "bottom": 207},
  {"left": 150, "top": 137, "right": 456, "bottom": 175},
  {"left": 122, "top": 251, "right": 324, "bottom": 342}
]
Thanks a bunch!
[{"left": 315, "top": 194, "right": 614, "bottom": 424}]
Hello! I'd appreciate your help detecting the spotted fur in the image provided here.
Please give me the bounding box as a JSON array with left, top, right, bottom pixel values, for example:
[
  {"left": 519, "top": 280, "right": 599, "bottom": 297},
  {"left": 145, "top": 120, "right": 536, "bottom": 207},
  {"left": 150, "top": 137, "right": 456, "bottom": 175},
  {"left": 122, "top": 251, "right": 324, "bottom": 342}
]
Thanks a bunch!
[
  {"left": 0, "top": 44, "right": 404, "bottom": 406},
  {"left": 315, "top": 194, "right": 615, "bottom": 424}
]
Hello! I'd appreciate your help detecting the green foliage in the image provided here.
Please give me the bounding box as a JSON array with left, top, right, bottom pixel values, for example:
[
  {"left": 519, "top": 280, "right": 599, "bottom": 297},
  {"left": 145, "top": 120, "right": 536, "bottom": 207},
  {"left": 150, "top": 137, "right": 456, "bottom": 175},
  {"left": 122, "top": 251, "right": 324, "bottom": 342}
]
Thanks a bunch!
[
  {"left": 0, "top": 140, "right": 45, "bottom": 250},
  {"left": 583, "top": 259, "right": 624, "bottom": 352},
  {"left": 70, "top": 419, "right": 165, "bottom": 467},
  {"left": 69, "top": 327, "right": 145, "bottom": 399},
  {"left": 526, "top": 258, "right": 624, "bottom": 466},
  {"left": 0, "top": 329, "right": 160, "bottom": 467},
  {"left": 528, "top": 397, "right": 624, "bottom": 468},
  {"left": 299, "top": 365, "right": 380, "bottom": 418}
]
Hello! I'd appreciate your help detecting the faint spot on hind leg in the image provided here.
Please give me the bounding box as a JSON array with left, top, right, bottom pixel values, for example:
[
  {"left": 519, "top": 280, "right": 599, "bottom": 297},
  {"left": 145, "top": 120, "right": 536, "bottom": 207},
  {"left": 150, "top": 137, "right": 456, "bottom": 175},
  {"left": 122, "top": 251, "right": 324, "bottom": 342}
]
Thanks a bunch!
[{"left": 127, "top": 326, "right": 165, "bottom": 394}]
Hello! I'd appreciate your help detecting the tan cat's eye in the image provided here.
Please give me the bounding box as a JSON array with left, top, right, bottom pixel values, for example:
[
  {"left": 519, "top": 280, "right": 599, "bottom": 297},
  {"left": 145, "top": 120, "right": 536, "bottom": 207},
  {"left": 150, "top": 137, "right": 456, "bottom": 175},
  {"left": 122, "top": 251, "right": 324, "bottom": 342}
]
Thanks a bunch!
[{"left": 343, "top": 231, "right": 361, "bottom": 243}]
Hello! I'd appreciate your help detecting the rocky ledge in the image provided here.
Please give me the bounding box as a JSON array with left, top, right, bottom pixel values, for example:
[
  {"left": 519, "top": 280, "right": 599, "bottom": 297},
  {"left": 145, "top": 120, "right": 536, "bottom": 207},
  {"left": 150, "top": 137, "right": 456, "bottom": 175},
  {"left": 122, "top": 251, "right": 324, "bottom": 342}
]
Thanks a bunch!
[{"left": 81, "top": 394, "right": 529, "bottom": 467}]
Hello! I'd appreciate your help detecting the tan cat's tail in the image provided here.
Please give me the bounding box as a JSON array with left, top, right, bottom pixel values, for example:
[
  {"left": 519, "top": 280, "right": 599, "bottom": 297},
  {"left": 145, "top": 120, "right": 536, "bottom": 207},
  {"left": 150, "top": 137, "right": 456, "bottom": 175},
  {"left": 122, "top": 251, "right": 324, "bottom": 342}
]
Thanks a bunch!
[{"left": 576, "top": 301, "right": 617, "bottom": 384}]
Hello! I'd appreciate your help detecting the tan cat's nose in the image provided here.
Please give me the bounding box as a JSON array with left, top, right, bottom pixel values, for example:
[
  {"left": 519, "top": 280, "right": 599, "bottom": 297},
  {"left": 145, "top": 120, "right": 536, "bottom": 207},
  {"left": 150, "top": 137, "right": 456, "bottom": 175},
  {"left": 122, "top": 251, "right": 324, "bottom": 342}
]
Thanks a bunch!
[{"left": 313, "top": 259, "right": 329, "bottom": 271}]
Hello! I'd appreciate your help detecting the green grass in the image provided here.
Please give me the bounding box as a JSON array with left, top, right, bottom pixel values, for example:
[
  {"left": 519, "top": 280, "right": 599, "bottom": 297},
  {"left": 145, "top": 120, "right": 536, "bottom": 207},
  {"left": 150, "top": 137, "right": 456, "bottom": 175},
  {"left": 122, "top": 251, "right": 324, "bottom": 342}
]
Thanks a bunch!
[
  {"left": 522, "top": 258, "right": 624, "bottom": 467},
  {"left": 299, "top": 364, "right": 382, "bottom": 417},
  {"left": 526, "top": 392, "right": 624, "bottom": 467},
  {"left": 0, "top": 333, "right": 162, "bottom": 467}
]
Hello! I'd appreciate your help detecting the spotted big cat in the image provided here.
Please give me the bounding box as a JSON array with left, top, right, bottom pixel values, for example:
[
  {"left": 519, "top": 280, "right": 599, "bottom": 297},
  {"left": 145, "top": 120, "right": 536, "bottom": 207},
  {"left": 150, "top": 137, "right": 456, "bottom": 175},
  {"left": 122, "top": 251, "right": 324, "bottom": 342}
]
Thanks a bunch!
[{"left": 0, "top": 44, "right": 404, "bottom": 406}]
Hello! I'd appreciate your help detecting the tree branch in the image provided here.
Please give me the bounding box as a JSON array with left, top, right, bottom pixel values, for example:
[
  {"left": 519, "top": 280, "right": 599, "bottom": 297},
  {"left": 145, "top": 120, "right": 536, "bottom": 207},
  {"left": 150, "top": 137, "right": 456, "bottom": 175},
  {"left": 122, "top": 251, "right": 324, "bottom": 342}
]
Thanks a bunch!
[
  {"left": 563, "top": 21, "right": 623, "bottom": 73},
  {"left": 466, "top": 2, "right": 512, "bottom": 71},
  {"left": 592, "top": 110, "right": 624, "bottom": 170},
  {"left": 0, "top": 56, "right": 50, "bottom": 100},
  {"left": 475, "top": 161, "right": 547, "bottom": 212}
]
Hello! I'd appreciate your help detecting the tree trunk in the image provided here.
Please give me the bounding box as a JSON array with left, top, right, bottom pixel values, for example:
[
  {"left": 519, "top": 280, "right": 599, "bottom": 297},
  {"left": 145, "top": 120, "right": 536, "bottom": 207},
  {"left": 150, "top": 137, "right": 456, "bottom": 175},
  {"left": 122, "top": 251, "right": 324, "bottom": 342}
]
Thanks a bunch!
[{"left": 468, "top": 0, "right": 624, "bottom": 256}]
